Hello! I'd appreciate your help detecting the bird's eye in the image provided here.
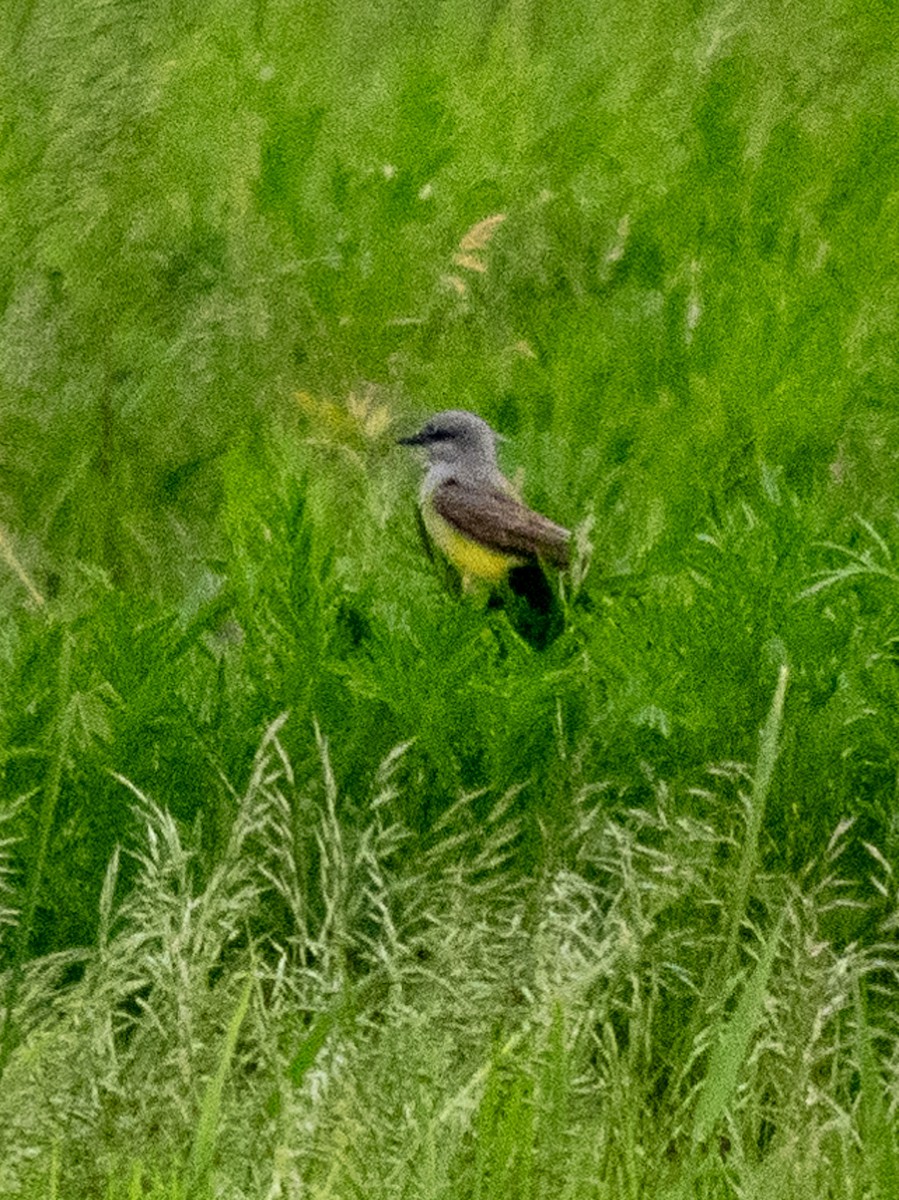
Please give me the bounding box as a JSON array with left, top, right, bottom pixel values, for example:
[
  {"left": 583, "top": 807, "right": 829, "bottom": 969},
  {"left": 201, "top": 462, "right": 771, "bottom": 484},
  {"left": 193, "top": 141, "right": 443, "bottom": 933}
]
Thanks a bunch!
[{"left": 427, "top": 428, "right": 451, "bottom": 441}]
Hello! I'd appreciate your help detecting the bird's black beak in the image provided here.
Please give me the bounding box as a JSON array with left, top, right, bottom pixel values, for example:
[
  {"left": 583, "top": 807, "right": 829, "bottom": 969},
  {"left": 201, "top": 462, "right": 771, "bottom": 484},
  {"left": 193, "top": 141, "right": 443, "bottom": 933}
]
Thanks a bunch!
[{"left": 396, "top": 431, "right": 427, "bottom": 446}]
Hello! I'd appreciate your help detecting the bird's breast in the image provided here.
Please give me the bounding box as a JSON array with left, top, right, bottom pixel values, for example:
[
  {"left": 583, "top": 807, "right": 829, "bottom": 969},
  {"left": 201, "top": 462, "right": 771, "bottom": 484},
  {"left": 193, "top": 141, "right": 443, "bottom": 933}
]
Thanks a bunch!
[{"left": 421, "top": 497, "right": 522, "bottom": 583}]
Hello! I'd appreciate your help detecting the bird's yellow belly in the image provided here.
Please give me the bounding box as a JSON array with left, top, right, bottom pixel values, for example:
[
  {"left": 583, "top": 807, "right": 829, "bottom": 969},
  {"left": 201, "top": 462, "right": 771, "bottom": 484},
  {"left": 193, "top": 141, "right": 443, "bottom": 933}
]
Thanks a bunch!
[{"left": 422, "top": 504, "right": 522, "bottom": 584}]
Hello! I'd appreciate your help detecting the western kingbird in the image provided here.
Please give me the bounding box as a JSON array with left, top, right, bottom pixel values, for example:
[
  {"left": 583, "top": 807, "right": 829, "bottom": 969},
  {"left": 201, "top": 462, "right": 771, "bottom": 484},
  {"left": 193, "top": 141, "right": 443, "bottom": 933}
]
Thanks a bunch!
[{"left": 398, "top": 410, "right": 570, "bottom": 645}]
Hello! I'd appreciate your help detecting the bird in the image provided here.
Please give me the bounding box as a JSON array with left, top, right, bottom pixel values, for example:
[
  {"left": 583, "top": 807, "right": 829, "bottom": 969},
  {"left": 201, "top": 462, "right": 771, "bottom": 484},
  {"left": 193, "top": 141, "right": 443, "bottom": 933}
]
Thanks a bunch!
[{"left": 397, "top": 409, "right": 571, "bottom": 647}]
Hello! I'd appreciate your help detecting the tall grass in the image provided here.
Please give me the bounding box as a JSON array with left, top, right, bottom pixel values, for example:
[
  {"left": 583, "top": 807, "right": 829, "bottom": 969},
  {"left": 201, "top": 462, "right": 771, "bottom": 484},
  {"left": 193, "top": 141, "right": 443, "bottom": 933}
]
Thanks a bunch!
[
  {"left": 0, "top": 700, "right": 896, "bottom": 1197},
  {"left": 2, "top": 0, "right": 899, "bottom": 1193}
]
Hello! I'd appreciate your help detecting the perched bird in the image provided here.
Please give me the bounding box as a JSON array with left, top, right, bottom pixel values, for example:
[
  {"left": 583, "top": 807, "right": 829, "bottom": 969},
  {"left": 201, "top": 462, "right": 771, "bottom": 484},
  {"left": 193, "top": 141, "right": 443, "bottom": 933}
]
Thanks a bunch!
[{"left": 398, "top": 409, "right": 571, "bottom": 647}]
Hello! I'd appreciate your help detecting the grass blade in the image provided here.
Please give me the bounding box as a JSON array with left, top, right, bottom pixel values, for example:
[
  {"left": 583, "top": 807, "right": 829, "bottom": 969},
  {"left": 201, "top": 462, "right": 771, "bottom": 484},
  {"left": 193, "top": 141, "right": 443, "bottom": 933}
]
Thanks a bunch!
[
  {"left": 691, "top": 910, "right": 785, "bottom": 1147},
  {"left": 0, "top": 632, "right": 74, "bottom": 1081},
  {"left": 855, "top": 982, "right": 899, "bottom": 1198},
  {"left": 187, "top": 968, "right": 254, "bottom": 1196}
]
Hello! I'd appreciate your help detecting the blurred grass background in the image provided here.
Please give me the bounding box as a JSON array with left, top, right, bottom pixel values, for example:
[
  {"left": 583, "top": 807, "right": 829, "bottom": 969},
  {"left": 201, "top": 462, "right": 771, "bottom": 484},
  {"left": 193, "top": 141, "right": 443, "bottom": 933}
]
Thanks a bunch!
[{"left": 1, "top": 0, "right": 899, "bottom": 1194}]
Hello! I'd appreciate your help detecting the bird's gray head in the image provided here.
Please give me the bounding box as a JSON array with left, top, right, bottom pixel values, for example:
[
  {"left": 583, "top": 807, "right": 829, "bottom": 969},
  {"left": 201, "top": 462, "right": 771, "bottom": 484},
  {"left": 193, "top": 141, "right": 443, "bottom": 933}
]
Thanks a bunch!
[{"left": 397, "top": 410, "right": 503, "bottom": 473}]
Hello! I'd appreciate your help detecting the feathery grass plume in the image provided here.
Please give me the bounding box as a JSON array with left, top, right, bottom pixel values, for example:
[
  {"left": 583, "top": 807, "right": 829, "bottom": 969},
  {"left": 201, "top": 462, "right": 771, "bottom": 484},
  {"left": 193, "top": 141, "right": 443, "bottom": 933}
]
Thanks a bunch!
[
  {"left": 0, "top": 715, "right": 294, "bottom": 1193},
  {"left": 0, "top": 734, "right": 897, "bottom": 1196}
]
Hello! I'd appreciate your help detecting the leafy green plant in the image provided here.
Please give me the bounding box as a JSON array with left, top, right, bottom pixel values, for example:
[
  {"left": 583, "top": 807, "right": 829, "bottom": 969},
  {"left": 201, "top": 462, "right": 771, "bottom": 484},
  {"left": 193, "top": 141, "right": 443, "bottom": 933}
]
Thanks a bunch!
[{"left": 3, "top": 0, "right": 899, "bottom": 1194}]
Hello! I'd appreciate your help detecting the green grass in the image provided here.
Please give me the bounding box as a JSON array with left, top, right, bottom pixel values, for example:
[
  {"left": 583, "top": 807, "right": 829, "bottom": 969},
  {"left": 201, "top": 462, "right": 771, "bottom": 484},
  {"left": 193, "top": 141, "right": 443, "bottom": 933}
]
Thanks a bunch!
[
  {"left": 0, "top": 709, "right": 893, "bottom": 1197},
  {"left": 2, "top": 0, "right": 899, "bottom": 1194}
]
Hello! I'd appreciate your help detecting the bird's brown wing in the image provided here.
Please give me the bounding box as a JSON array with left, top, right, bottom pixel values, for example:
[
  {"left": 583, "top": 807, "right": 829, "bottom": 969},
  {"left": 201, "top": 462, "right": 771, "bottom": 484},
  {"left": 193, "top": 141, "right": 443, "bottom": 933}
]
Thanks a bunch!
[{"left": 432, "top": 479, "right": 571, "bottom": 568}]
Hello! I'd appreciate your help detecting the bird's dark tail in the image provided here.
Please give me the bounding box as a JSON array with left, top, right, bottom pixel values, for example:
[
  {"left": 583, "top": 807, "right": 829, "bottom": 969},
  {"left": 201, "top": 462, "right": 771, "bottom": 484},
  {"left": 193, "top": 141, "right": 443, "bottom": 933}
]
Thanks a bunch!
[{"left": 498, "top": 562, "right": 565, "bottom": 650}]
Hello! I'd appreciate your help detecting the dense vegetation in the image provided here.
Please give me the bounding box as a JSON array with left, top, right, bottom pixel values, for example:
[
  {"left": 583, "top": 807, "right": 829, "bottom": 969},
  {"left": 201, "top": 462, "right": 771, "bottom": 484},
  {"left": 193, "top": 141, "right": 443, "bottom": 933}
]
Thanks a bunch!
[{"left": 1, "top": 0, "right": 898, "bottom": 1195}]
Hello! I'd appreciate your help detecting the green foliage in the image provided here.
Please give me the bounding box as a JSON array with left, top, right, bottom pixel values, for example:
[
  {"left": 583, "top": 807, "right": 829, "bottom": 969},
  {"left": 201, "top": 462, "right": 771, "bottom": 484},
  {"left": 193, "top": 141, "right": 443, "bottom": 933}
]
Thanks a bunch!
[
  {"left": 0, "top": 719, "right": 895, "bottom": 1198},
  {"left": 2, "top": 0, "right": 899, "bottom": 1193}
]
